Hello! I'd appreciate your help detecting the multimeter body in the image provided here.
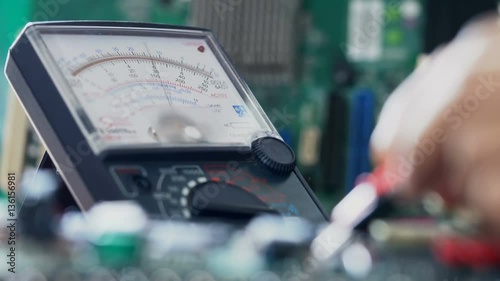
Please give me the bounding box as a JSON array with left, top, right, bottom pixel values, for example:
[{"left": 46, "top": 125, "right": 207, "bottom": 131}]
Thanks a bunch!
[{"left": 6, "top": 21, "right": 327, "bottom": 222}]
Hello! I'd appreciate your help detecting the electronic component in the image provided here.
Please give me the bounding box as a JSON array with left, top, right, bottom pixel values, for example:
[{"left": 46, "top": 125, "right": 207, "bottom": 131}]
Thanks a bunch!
[
  {"left": 3, "top": 200, "right": 499, "bottom": 280},
  {"left": 344, "top": 88, "right": 375, "bottom": 192},
  {"left": 190, "top": 0, "right": 302, "bottom": 87}
]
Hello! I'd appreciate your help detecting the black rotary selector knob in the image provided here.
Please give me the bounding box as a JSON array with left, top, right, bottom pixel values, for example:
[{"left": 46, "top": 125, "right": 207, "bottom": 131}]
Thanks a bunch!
[{"left": 251, "top": 137, "right": 296, "bottom": 175}]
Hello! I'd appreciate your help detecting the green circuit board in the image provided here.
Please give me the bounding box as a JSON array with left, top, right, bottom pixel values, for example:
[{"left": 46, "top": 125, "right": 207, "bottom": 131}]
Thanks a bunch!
[{"left": 290, "top": 0, "right": 425, "bottom": 211}]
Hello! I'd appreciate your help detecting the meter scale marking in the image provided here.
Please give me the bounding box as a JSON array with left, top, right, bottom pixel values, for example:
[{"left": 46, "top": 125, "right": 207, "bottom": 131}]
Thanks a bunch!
[
  {"left": 203, "top": 164, "right": 288, "bottom": 203},
  {"left": 104, "top": 80, "right": 204, "bottom": 95},
  {"left": 104, "top": 83, "right": 215, "bottom": 108},
  {"left": 71, "top": 54, "right": 214, "bottom": 78},
  {"left": 112, "top": 97, "right": 199, "bottom": 111}
]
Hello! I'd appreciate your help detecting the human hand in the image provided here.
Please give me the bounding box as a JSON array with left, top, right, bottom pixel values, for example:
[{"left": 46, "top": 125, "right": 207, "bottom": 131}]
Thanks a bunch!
[{"left": 371, "top": 14, "right": 500, "bottom": 235}]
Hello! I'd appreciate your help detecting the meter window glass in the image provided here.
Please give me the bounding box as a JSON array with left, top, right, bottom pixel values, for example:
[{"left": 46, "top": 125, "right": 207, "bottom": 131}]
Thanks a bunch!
[{"left": 32, "top": 27, "right": 271, "bottom": 153}]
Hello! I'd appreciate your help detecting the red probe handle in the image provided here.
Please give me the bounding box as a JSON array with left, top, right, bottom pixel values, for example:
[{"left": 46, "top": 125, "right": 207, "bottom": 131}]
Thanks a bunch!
[{"left": 357, "top": 165, "right": 393, "bottom": 196}]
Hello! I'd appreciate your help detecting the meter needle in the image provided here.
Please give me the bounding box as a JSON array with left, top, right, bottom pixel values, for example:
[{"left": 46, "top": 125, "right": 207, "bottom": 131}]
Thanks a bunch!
[{"left": 143, "top": 42, "right": 172, "bottom": 107}]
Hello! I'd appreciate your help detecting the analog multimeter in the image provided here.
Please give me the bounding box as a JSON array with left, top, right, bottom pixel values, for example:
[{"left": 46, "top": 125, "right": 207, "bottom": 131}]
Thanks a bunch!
[{"left": 5, "top": 21, "right": 327, "bottom": 222}]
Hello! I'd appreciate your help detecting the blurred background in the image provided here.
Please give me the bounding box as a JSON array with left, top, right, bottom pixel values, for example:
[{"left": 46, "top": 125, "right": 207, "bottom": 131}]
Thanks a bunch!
[{"left": 0, "top": 0, "right": 498, "bottom": 212}]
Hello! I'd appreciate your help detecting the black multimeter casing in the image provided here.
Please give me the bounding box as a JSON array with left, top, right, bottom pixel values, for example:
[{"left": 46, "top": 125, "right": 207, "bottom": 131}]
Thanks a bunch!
[{"left": 5, "top": 21, "right": 328, "bottom": 223}]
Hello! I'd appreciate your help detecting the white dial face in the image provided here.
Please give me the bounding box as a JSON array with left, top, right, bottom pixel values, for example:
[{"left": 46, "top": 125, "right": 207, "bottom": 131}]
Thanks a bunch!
[{"left": 37, "top": 29, "right": 269, "bottom": 152}]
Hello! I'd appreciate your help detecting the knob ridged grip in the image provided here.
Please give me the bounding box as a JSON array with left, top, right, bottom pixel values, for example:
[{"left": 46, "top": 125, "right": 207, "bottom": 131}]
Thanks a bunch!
[{"left": 251, "top": 137, "right": 296, "bottom": 175}]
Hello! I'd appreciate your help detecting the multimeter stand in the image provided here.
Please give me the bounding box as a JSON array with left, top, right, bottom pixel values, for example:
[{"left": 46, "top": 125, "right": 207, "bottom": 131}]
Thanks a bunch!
[{"left": 37, "top": 152, "right": 55, "bottom": 170}]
